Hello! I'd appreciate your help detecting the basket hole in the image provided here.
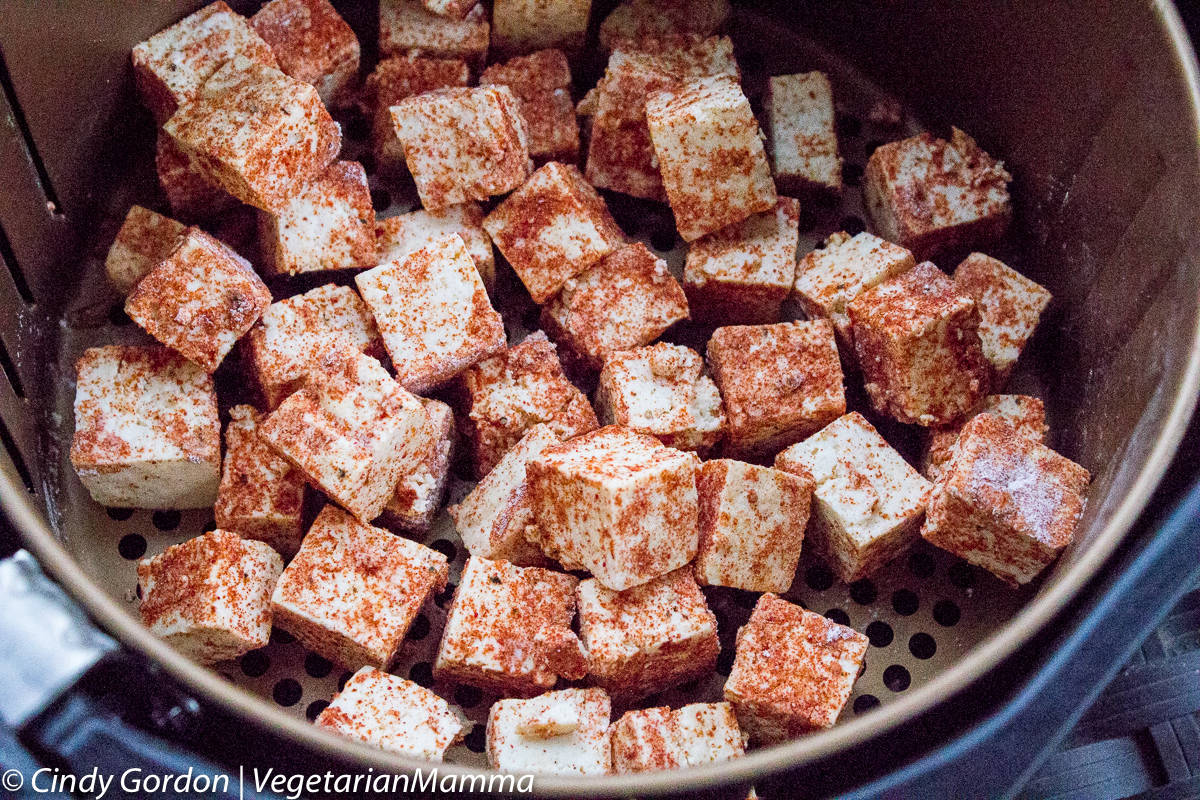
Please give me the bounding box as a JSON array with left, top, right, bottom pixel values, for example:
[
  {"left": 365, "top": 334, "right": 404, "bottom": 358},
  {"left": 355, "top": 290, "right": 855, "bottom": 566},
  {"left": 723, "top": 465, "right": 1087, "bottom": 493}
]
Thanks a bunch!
[
  {"left": 151, "top": 510, "right": 181, "bottom": 531},
  {"left": 271, "top": 628, "right": 297, "bottom": 646},
  {"left": 117, "top": 533, "right": 146, "bottom": 560},
  {"left": 865, "top": 620, "right": 893, "bottom": 648},
  {"left": 240, "top": 649, "right": 270, "bottom": 678},
  {"left": 882, "top": 664, "right": 911, "bottom": 692},
  {"left": 843, "top": 163, "right": 864, "bottom": 188},
  {"left": 305, "top": 700, "right": 329, "bottom": 722},
  {"left": 853, "top": 694, "right": 879, "bottom": 714},
  {"left": 891, "top": 588, "right": 919, "bottom": 616},
  {"left": 105, "top": 506, "right": 135, "bottom": 521},
  {"left": 465, "top": 724, "right": 486, "bottom": 753},
  {"left": 337, "top": 670, "right": 352, "bottom": 691},
  {"left": 715, "top": 647, "right": 736, "bottom": 677},
  {"left": 840, "top": 215, "right": 866, "bottom": 236},
  {"left": 848, "top": 579, "right": 876, "bottom": 605},
  {"left": 272, "top": 678, "right": 302, "bottom": 707},
  {"left": 107, "top": 302, "right": 133, "bottom": 327},
  {"left": 824, "top": 608, "right": 850, "bottom": 626},
  {"left": 408, "top": 612, "right": 430, "bottom": 641},
  {"left": 371, "top": 189, "right": 391, "bottom": 212},
  {"left": 907, "top": 550, "right": 936, "bottom": 579},
  {"left": 908, "top": 632, "right": 937, "bottom": 660},
  {"left": 431, "top": 538, "right": 458, "bottom": 562},
  {"left": 409, "top": 661, "right": 434, "bottom": 688},
  {"left": 304, "top": 652, "right": 333, "bottom": 679},
  {"left": 435, "top": 582, "right": 456, "bottom": 608},
  {"left": 948, "top": 561, "right": 976, "bottom": 588},
  {"left": 454, "top": 684, "right": 483, "bottom": 708},
  {"left": 933, "top": 599, "right": 961, "bottom": 627},
  {"left": 805, "top": 565, "right": 834, "bottom": 591},
  {"left": 797, "top": 208, "right": 817, "bottom": 234}
]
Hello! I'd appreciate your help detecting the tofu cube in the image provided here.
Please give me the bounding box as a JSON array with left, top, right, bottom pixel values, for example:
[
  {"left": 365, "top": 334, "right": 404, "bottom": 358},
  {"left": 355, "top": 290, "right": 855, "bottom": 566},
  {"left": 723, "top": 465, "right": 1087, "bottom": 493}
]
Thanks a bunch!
[
  {"left": 131, "top": 1, "right": 277, "bottom": 124},
  {"left": 259, "top": 349, "right": 434, "bottom": 522},
  {"left": 368, "top": 54, "right": 471, "bottom": 174},
  {"left": 138, "top": 530, "right": 283, "bottom": 663},
  {"left": 541, "top": 243, "right": 689, "bottom": 370},
  {"left": 459, "top": 331, "right": 599, "bottom": 478},
  {"left": 125, "top": 227, "right": 271, "bottom": 373},
  {"left": 316, "top": 667, "right": 465, "bottom": 760},
  {"left": 611, "top": 702, "right": 744, "bottom": 773},
  {"left": 391, "top": 86, "right": 532, "bottom": 211},
  {"left": 376, "top": 203, "right": 495, "bottom": 292},
  {"left": 848, "top": 261, "right": 991, "bottom": 426},
  {"left": 775, "top": 412, "right": 931, "bottom": 583},
  {"left": 272, "top": 505, "right": 449, "bottom": 668},
  {"left": 434, "top": 556, "right": 586, "bottom": 695},
  {"left": 104, "top": 205, "right": 186, "bottom": 294},
  {"left": 683, "top": 196, "right": 800, "bottom": 325},
  {"left": 379, "top": 0, "right": 490, "bottom": 67},
  {"left": 214, "top": 405, "right": 307, "bottom": 557},
  {"left": 527, "top": 425, "right": 700, "bottom": 590},
  {"left": 598, "top": 0, "right": 731, "bottom": 52},
  {"left": 921, "top": 394, "right": 1047, "bottom": 482},
  {"left": 953, "top": 253, "right": 1052, "bottom": 383},
  {"left": 492, "top": 0, "right": 592, "bottom": 56},
  {"left": 577, "top": 567, "right": 719, "bottom": 700},
  {"left": 487, "top": 688, "right": 612, "bottom": 776},
  {"left": 793, "top": 231, "right": 916, "bottom": 352},
  {"left": 694, "top": 459, "right": 812, "bottom": 592},
  {"left": 706, "top": 320, "right": 845, "bottom": 459},
  {"left": 864, "top": 128, "right": 1012, "bottom": 260},
  {"left": 595, "top": 342, "right": 726, "bottom": 452},
  {"left": 484, "top": 162, "right": 625, "bottom": 303},
  {"left": 381, "top": 397, "right": 456, "bottom": 533},
  {"left": 765, "top": 72, "right": 842, "bottom": 194},
  {"left": 259, "top": 161, "right": 376, "bottom": 276},
  {"left": 155, "top": 132, "right": 238, "bottom": 221},
  {"left": 921, "top": 413, "right": 1090, "bottom": 586},
  {"left": 587, "top": 36, "right": 739, "bottom": 201},
  {"left": 450, "top": 424, "right": 561, "bottom": 566},
  {"left": 646, "top": 73, "right": 776, "bottom": 242},
  {"left": 162, "top": 57, "right": 341, "bottom": 213},
  {"left": 243, "top": 284, "right": 383, "bottom": 410},
  {"left": 71, "top": 346, "right": 220, "bottom": 509},
  {"left": 251, "top": 0, "right": 359, "bottom": 108},
  {"left": 481, "top": 50, "right": 579, "bottom": 161},
  {"left": 356, "top": 234, "right": 507, "bottom": 393},
  {"left": 724, "top": 593, "right": 868, "bottom": 743}
]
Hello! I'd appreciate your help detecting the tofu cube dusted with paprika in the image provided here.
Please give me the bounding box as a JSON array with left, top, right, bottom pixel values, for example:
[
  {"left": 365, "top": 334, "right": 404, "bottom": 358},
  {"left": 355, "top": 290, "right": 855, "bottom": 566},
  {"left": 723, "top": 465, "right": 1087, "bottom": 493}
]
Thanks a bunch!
[
  {"left": 775, "top": 412, "right": 931, "bottom": 583},
  {"left": 576, "top": 568, "right": 719, "bottom": 701},
  {"left": 459, "top": 331, "right": 599, "bottom": 478},
  {"left": 541, "top": 243, "right": 690, "bottom": 370},
  {"left": 848, "top": 261, "right": 991, "bottom": 426},
  {"left": 356, "top": 234, "right": 507, "bottom": 394},
  {"left": 598, "top": 0, "right": 731, "bottom": 52},
  {"left": 921, "top": 413, "right": 1090, "bottom": 587},
  {"left": 214, "top": 405, "right": 307, "bottom": 557},
  {"left": 526, "top": 425, "right": 700, "bottom": 591},
  {"left": 483, "top": 161, "right": 626, "bottom": 303},
  {"left": 376, "top": 204, "right": 495, "bottom": 293},
  {"left": 251, "top": 0, "right": 360, "bottom": 109},
  {"left": 260, "top": 348, "right": 434, "bottom": 523},
  {"left": 921, "top": 394, "right": 1047, "bottom": 481},
  {"left": 481, "top": 49, "right": 579, "bottom": 161},
  {"left": 864, "top": 128, "right": 1012, "bottom": 260},
  {"left": 272, "top": 505, "right": 449, "bottom": 669},
  {"left": 131, "top": 1, "right": 277, "bottom": 124},
  {"left": 155, "top": 132, "right": 239, "bottom": 221},
  {"left": 379, "top": 0, "right": 490, "bottom": 68},
  {"left": 162, "top": 57, "right": 341, "bottom": 213},
  {"left": 450, "top": 424, "right": 560, "bottom": 566},
  {"left": 258, "top": 161, "right": 376, "bottom": 276},
  {"left": 646, "top": 73, "right": 776, "bottom": 242},
  {"left": 104, "top": 205, "right": 186, "bottom": 294},
  {"left": 367, "top": 54, "right": 472, "bottom": 175},
  {"left": 765, "top": 72, "right": 842, "bottom": 194},
  {"left": 434, "top": 556, "right": 587, "bottom": 695},
  {"left": 596, "top": 343, "right": 726, "bottom": 452},
  {"left": 316, "top": 667, "right": 465, "bottom": 760},
  {"left": 486, "top": 688, "right": 613, "bottom": 776},
  {"left": 138, "top": 530, "right": 283, "bottom": 664},
  {"left": 706, "top": 320, "right": 846, "bottom": 460},
  {"left": 381, "top": 398, "right": 456, "bottom": 533},
  {"left": 683, "top": 196, "right": 801, "bottom": 325},
  {"left": 243, "top": 284, "right": 383, "bottom": 410},
  {"left": 953, "top": 253, "right": 1052, "bottom": 384},
  {"left": 723, "top": 593, "right": 868, "bottom": 743},
  {"left": 587, "top": 36, "right": 739, "bottom": 202},
  {"left": 694, "top": 459, "right": 813, "bottom": 592},
  {"left": 491, "top": 0, "right": 592, "bottom": 57},
  {"left": 793, "top": 231, "right": 916, "bottom": 353},
  {"left": 391, "top": 86, "right": 532, "bottom": 211},
  {"left": 125, "top": 227, "right": 271, "bottom": 373},
  {"left": 611, "top": 702, "right": 745, "bottom": 774},
  {"left": 71, "top": 346, "right": 221, "bottom": 509}
]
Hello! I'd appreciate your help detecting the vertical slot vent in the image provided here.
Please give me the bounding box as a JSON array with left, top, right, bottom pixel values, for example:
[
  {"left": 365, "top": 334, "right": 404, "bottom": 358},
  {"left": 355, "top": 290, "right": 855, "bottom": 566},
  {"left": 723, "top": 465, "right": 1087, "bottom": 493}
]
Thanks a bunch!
[{"left": 0, "top": 48, "right": 64, "bottom": 217}]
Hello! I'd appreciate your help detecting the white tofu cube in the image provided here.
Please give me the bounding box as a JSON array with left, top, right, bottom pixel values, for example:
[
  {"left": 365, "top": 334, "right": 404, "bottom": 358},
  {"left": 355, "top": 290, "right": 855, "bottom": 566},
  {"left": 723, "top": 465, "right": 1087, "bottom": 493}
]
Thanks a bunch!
[
  {"left": 492, "top": 0, "right": 592, "bottom": 56},
  {"left": 379, "top": 0, "right": 490, "bottom": 67},
  {"left": 356, "top": 234, "right": 507, "bottom": 394},
  {"left": 155, "top": 131, "right": 238, "bottom": 221},
  {"left": 611, "top": 702, "right": 744, "bottom": 773},
  {"left": 376, "top": 203, "right": 495, "bottom": 293},
  {"left": 250, "top": 0, "right": 360, "bottom": 109},
  {"left": 765, "top": 72, "right": 842, "bottom": 193},
  {"left": 775, "top": 412, "right": 932, "bottom": 582},
  {"left": 921, "top": 394, "right": 1047, "bottom": 482},
  {"left": 104, "top": 206, "right": 186, "bottom": 294},
  {"left": 953, "top": 252, "right": 1052, "bottom": 383},
  {"left": 381, "top": 397, "right": 456, "bottom": 533},
  {"left": 138, "top": 530, "right": 283, "bottom": 664},
  {"left": 315, "top": 667, "right": 465, "bottom": 760},
  {"left": 272, "top": 505, "right": 449, "bottom": 669},
  {"left": 486, "top": 688, "right": 612, "bottom": 775},
  {"left": 71, "top": 346, "right": 220, "bottom": 509},
  {"left": 369, "top": 53, "right": 472, "bottom": 175},
  {"left": 598, "top": 0, "right": 731, "bottom": 52}
]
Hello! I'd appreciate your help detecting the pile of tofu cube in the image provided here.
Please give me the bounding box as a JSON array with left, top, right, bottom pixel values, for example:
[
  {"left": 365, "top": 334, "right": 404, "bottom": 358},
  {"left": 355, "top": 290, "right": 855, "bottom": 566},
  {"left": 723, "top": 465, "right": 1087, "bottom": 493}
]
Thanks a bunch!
[{"left": 70, "top": 0, "right": 1093, "bottom": 778}]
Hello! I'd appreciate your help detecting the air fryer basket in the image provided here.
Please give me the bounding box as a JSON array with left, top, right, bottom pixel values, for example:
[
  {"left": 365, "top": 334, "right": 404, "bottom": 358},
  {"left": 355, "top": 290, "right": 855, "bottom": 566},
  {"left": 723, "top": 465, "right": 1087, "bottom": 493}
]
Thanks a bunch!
[{"left": 0, "top": 1, "right": 1198, "bottom": 797}]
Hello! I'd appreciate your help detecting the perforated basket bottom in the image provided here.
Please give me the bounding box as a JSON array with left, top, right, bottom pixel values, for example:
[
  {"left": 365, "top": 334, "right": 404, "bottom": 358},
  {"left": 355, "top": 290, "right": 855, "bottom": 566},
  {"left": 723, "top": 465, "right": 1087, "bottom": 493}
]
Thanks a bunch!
[{"left": 47, "top": 8, "right": 1041, "bottom": 768}]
